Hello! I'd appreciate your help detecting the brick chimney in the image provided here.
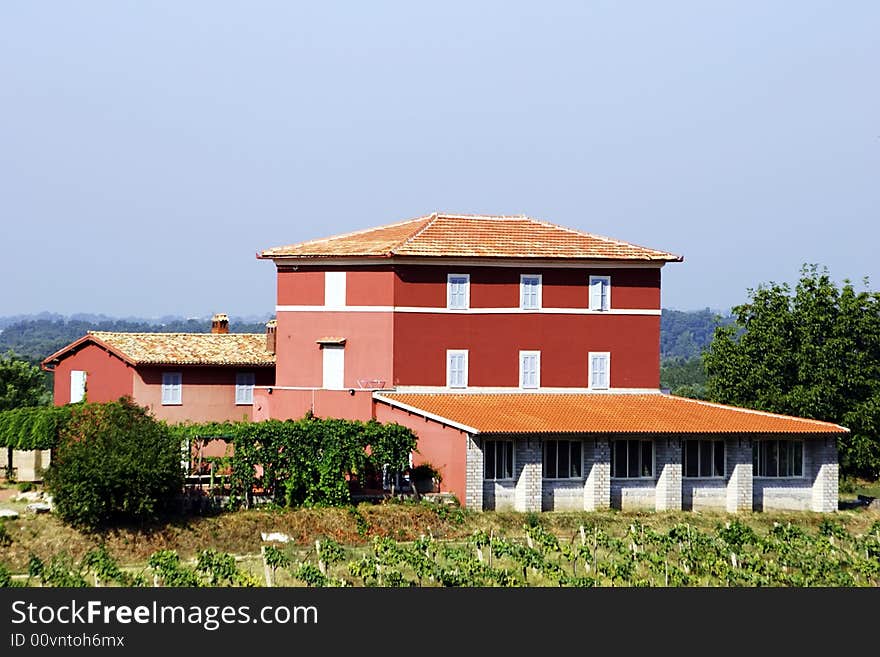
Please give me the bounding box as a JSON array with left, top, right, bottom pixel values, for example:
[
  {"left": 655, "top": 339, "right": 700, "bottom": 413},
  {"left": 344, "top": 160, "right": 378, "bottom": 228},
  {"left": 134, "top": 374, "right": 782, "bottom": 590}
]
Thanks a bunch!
[
  {"left": 211, "top": 313, "right": 229, "bottom": 334},
  {"left": 265, "top": 318, "right": 277, "bottom": 354}
]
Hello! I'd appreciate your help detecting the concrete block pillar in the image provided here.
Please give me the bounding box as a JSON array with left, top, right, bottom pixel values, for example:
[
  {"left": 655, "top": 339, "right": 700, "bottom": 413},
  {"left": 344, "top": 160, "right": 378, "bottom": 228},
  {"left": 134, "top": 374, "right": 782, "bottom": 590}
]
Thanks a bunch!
[
  {"left": 726, "top": 439, "right": 753, "bottom": 513},
  {"left": 811, "top": 438, "right": 839, "bottom": 512},
  {"left": 465, "top": 434, "right": 484, "bottom": 511},
  {"left": 584, "top": 440, "right": 611, "bottom": 511},
  {"left": 514, "top": 439, "right": 542, "bottom": 512},
  {"left": 655, "top": 440, "right": 682, "bottom": 511}
]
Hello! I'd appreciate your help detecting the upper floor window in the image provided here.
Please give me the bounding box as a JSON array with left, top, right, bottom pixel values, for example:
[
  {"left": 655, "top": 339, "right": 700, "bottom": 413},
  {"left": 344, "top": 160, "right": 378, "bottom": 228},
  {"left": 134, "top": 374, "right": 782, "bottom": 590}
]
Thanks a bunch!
[
  {"left": 519, "top": 351, "right": 540, "bottom": 389},
  {"left": 447, "top": 274, "right": 470, "bottom": 309},
  {"left": 447, "top": 350, "right": 468, "bottom": 388},
  {"left": 161, "top": 372, "right": 182, "bottom": 405},
  {"left": 520, "top": 274, "right": 542, "bottom": 310},
  {"left": 683, "top": 439, "right": 725, "bottom": 478},
  {"left": 589, "top": 352, "right": 610, "bottom": 390},
  {"left": 589, "top": 275, "right": 611, "bottom": 311},
  {"left": 70, "top": 370, "right": 87, "bottom": 403},
  {"left": 235, "top": 372, "right": 256, "bottom": 405},
  {"left": 753, "top": 440, "right": 804, "bottom": 477},
  {"left": 324, "top": 271, "right": 347, "bottom": 308}
]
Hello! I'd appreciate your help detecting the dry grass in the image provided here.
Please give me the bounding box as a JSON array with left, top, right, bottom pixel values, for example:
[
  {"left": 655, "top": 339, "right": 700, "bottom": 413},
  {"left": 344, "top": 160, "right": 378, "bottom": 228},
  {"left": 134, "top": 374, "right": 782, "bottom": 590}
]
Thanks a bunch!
[{"left": 1, "top": 490, "right": 878, "bottom": 575}]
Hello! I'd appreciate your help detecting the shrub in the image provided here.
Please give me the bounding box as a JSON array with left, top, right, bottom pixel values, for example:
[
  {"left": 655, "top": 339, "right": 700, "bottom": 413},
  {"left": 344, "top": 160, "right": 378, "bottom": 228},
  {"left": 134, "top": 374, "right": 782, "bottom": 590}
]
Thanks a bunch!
[{"left": 44, "top": 398, "right": 184, "bottom": 529}]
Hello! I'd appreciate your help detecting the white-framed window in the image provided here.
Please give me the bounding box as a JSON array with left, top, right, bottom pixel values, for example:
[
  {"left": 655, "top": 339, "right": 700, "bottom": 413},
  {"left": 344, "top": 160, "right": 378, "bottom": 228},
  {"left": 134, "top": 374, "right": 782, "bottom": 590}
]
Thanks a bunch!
[
  {"left": 235, "top": 372, "right": 256, "bottom": 405},
  {"left": 161, "top": 372, "right": 182, "bottom": 405},
  {"left": 683, "top": 439, "right": 725, "bottom": 478},
  {"left": 519, "top": 350, "right": 540, "bottom": 389},
  {"left": 520, "top": 274, "right": 542, "bottom": 310},
  {"left": 589, "top": 275, "right": 611, "bottom": 311},
  {"left": 70, "top": 370, "right": 87, "bottom": 403},
  {"left": 543, "top": 439, "right": 583, "bottom": 479},
  {"left": 447, "top": 273, "right": 470, "bottom": 309},
  {"left": 446, "top": 350, "right": 468, "bottom": 388},
  {"left": 484, "top": 440, "right": 514, "bottom": 480},
  {"left": 588, "top": 352, "right": 610, "bottom": 390},
  {"left": 324, "top": 271, "right": 346, "bottom": 308},
  {"left": 753, "top": 440, "right": 804, "bottom": 477},
  {"left": 611, "top": 439, "right": 654, "bottom": 479}
]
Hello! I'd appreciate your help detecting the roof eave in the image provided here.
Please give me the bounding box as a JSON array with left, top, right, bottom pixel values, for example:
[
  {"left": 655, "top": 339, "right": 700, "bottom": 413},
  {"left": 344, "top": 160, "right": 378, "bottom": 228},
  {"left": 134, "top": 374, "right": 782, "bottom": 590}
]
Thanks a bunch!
[{"left": 41, "top": 334, "right": 137, "bottom": 370}]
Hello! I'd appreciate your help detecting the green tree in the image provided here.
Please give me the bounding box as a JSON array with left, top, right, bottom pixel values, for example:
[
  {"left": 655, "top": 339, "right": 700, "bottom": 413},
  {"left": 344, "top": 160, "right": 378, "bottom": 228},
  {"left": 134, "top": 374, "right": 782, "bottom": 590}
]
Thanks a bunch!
[
  {"left": 44, "top": 398, "right": 184, "bottom": 528},
  {"left": 704, "top": 265, "right": 880, "bottom": 478},
  {"left": 1, "top": 350, "right": 51, "bottom": 477},
  {"left": 0, "top": 351, "right": 49, "bottom": 410}
]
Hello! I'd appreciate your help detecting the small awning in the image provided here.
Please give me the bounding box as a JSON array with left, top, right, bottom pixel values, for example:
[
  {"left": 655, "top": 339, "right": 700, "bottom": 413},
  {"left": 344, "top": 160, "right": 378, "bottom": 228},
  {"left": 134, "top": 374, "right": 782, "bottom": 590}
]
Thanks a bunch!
[{"left": 316, "top": 336, "right": 346, "bottom": 346}]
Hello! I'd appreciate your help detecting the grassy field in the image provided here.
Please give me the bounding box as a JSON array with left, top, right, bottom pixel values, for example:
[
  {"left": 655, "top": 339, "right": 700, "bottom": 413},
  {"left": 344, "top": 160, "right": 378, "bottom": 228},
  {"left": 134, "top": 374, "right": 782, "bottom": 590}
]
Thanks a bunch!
[{"left": 2, "top": 482, "right": 879, "bottom": 586}]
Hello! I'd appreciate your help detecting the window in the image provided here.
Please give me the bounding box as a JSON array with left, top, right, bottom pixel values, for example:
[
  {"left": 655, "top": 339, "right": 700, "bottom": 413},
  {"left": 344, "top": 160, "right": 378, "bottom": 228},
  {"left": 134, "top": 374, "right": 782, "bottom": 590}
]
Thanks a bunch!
[
  {"left": 324, "top": 271, "right": 346, "bottom": 307},
  {"left": 683, "top": 439, "right": 725, "bottom": 478},
  {"left": 446, "top": 350, "right": 468, "bottom": 388},
  {"left": 161, "top": 372, "right": 182, "bottom": 405},
  {"left": 589, "top": 275, "right": 611, "bottom": 311},
  {"left": 519, "top": 351, "right": 540, "bottom": 389},
  {"left": 447, "top": 274, "right": 470, "bottom": 309},
  {"left": 484, "top": 440, "right": 514, "bottom": 480},
  {"left": 520, "top": 274, "right": 542, "bottom": 310},
  {"left": 611, "top": 440, "right": 653, "bottom": 478},
  {"left": 543, "top": 440, "right": 582, "bottom": 479},
  {"left": 70, "top": 370, "right": 87, "bottom": 403},
  {"left": 589, "top": 352, "right": 610, "bottom": 389},
  {"left": 235, "top": 372, "right": 255, "bottom": 405},
  {"left": 753, "top": 440, "right": 804, "bottom": 477}
]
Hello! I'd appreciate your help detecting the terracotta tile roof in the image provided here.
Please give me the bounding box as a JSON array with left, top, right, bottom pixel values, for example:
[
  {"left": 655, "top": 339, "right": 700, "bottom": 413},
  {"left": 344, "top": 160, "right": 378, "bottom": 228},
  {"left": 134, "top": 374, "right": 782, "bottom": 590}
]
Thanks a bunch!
[
  {"left": 84, "top": 332, "right": 276, "bottom": 366},
  {"left": 261, "top": 213, "right": 682, "bottom": 262},
  {"left": 374, "top": 393, "right": 847, "bottom": 435}
]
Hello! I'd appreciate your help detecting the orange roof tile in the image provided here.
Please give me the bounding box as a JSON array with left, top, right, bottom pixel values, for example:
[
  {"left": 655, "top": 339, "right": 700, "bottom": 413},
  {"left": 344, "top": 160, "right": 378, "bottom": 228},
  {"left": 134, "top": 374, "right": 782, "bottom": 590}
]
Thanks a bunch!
[
  {"left": 54, "top": 332, "right": 276, "bottom": 367},
  {"left": 374, "top": 393, "right": 847, "bottom": 435},
  {"left": 261, "top": 214, "right": 682, "bottom": 262}
]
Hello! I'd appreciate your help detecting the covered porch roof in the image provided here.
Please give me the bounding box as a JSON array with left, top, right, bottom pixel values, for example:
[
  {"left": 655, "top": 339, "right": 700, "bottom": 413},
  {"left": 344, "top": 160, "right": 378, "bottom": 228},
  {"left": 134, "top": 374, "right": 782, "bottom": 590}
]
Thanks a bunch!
[{"left": 373, "top": 392, "right": 848, "bottom": 436}]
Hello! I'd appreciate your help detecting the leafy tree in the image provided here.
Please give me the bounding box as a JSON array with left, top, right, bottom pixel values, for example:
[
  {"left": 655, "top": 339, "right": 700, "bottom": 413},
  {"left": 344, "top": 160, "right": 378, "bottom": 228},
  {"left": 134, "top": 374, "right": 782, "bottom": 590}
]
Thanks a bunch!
[
  {"left": 0, "top": 351, "right": 49, "bottom": 410},
  {"left": 660, "top": 356, "right": 707, "bottom": 399},
  {"left": 44, "top": 398, "right": 184, "bottom": 528},
  {"left": 704, "top": 265, "right": 880, "bottom": 478}
]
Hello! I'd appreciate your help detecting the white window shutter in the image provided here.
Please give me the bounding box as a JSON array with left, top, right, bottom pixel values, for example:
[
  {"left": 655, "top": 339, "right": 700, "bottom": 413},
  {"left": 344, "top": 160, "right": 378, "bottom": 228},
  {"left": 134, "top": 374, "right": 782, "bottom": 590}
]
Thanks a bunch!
[{"left": 70, "top": 370, "right": 86, "bottom": 403}]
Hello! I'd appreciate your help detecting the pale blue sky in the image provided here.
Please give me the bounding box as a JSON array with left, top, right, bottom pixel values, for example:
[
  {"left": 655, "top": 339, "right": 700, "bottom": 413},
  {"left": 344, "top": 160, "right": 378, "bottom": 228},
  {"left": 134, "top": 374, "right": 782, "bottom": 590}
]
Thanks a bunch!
[{"left": 1, "top": 1, "right": 878, "bottom": 318}]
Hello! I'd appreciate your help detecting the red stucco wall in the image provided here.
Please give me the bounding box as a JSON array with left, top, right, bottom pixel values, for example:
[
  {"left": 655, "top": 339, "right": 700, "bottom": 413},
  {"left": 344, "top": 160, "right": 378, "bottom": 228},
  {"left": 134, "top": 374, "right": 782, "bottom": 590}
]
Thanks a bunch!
[
  {"left": 252, "top": 388, "right": 374, "bottom": 422},
  {"left": 393, "top": 265, "right": 660, "bottom": 309},
  {"left": 133, "top": 366, "right": 274, "bottom": 423},
  {"left": 274, "top": 311, "right": 394, "bottom": 388},
  {"left": 374, "top": 402, "right": 469, "bottom": 506},
  {"left": 51, "top": 342, "right": 134, "bottom": 405},
  {"left": 392, "top": 313, "right": 660, "bottom": 388}
]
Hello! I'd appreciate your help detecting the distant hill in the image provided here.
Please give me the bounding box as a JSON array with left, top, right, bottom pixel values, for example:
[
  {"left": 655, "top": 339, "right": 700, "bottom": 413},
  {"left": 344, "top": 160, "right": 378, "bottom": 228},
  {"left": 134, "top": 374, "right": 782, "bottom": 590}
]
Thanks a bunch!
[
  {"left": 0, "top": 314, "right": 272, "bottom": 364},
  {"left": 660, "top": 308, "right": 732, "bottom": 360}
]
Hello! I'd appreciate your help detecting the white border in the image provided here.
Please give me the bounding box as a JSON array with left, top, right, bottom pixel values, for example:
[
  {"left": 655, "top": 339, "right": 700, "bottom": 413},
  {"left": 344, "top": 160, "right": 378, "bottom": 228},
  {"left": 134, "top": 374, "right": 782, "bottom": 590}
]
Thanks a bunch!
[
  {"left": 589, "top": 275, "right": 611, "bottom": 311},
  {"left": 276, "top": 305, "right": 661, "bottom": 315},
  {"left": 447, "top": 273, "right": 470, "bottom": 310},
  {"left": 446, "top": 349, "right": 468, "bottom": 389},
  {"left": 588, "top": 351, "right": 611, "bottom": 390}
]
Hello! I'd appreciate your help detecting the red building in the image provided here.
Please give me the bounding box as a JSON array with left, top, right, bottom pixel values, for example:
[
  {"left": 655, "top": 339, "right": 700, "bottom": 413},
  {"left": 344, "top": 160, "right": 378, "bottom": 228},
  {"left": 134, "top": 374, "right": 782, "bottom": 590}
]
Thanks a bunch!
[
  {"left": 42, "top": 213, "right": 845, "bottom": 512},
  {"left": 254, "top": 213, "right": 845, "bottom": 513},
  {"left": 43, "top": 314, "right": 276, "bottom": 424}
]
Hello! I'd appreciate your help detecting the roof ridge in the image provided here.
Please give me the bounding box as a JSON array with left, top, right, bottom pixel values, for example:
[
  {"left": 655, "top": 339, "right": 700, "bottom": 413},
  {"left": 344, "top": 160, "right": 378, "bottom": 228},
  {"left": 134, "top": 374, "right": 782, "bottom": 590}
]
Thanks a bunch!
[
  {"left": 394, "top": 212, "right": 440, "bottom": 253},
  {"left": 668, "top": 395, "right": 849, "bottom": 430}
]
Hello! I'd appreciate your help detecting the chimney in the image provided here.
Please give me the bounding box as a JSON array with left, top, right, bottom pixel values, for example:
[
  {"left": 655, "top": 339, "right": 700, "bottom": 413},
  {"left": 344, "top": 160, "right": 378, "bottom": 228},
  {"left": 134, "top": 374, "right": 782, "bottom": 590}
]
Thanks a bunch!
[
  {"left": 211, "top": 313, "right": 229, "bottom": 334},
  {"left": 265, "top": 318, "right": 277, "bottom": 354}
]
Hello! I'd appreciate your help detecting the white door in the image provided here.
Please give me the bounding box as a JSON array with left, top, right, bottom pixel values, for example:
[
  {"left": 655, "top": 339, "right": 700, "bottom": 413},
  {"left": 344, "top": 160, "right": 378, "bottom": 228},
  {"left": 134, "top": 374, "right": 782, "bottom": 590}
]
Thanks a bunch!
[
  {"left": 70, "top": 370, "right": 87, "bottom": 402},
  {"left": 322, "top": 346, "right": 345, "bottom": 390}
]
